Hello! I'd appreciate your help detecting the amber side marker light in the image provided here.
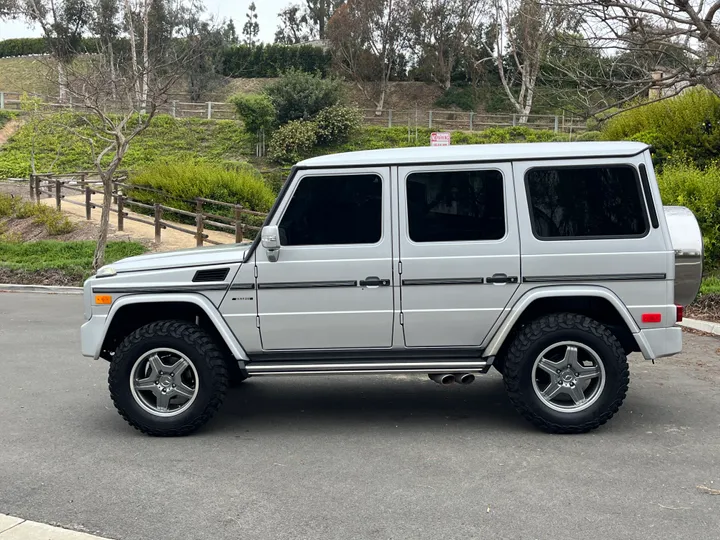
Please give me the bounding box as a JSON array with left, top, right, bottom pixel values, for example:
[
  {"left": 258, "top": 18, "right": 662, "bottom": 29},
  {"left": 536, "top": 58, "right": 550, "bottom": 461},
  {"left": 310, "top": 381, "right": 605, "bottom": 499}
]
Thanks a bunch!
[{"left": 95, "top": 295, "right": 112, "bottom": 305}]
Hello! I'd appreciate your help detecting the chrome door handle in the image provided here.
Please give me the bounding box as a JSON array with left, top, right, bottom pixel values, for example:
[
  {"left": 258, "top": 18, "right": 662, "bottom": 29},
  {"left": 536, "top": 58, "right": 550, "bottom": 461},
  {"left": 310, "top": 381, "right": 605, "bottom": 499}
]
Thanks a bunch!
[{"left": 359, "top": 276, "right": 390, "bottom": 287}]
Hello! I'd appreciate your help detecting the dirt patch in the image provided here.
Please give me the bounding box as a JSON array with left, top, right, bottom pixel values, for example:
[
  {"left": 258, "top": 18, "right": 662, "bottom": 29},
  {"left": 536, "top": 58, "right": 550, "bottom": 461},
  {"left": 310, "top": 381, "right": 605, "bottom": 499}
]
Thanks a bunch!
[
  {"left": 0, "top": 118, "right": 22, "bottom": 145},
  {"left": 686, "top": 294, "right": 720, "bottom": 323},
  {"left": 0, "top": 268, "right": 84, "bottom": 287}
]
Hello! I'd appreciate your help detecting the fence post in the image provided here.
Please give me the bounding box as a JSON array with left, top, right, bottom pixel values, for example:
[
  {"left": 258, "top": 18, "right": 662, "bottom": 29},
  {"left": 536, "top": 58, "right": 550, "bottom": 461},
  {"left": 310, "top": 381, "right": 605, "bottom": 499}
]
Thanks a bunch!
[
  {"left": 512, "top": 114, "right": 517, "bottom": 126},
  {"left": 35, "top": 176, "right": 41, "bottom": 205},
  {"left": 172, "top": 100, "right": 177, "bottom": 118},
  {"left": 85, "top": 185, "right": 92, "bottom": 219},
  {"left": 235, "top": 205, "right": 244, "bottom": 243},
  {"left": 469, "top": 112, "right": 474, "bottom": 131},
  {"left": 154, "top": 204, "right": 163, "bottom": 243},
  {"left": 388, "top": 110, "right": 392, "bottom": 128},
  {"left": 196, "top": 199, "right": 204, "bottom": 247},
  {"left": 29, "top": 174, "right": 35, "bottom": 201},
  {"left": 55, "top": 179, "right": 62, "bottom": 210},
  {"left": 117, "top": 195, "right": 124, "bottom": 232},
  {"left": 554, "top": 115, "right": 559, "bottom": 133},
  {"left": 207, "top": 102, "right": 212, "bottom": 120},
  {"left": 0, "top": 92, "right": 4, "bottom": 110},
  {"left": 428, "top": 111, "right": 433, "bottom": 129}
]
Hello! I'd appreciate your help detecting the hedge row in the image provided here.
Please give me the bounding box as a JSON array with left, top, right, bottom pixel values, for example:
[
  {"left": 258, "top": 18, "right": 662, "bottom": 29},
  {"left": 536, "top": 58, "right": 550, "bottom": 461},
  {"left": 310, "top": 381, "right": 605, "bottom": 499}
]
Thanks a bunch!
[
  {"left": 221, "top": 44, "right": 332, "bottom": 78},
  {"left": 0, "top": 37, "right": 114, "bottom": 57}
]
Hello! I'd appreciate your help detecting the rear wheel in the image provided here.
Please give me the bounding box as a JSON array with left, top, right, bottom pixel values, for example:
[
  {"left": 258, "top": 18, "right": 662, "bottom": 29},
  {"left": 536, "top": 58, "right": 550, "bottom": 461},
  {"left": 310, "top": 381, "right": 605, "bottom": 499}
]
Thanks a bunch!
[
  {"left": 109, "top": 320, "right": 229, "bottom": 436},
  {"left": 503, "top": 313, "right": 629, "bottom": 434}
]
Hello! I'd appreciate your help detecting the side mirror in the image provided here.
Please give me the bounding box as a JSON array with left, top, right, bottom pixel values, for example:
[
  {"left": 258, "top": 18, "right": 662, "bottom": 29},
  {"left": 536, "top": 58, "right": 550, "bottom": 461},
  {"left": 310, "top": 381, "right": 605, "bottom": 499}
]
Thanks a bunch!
[{"left": 261, "top": 225, "right": 281, "bottom": 262}]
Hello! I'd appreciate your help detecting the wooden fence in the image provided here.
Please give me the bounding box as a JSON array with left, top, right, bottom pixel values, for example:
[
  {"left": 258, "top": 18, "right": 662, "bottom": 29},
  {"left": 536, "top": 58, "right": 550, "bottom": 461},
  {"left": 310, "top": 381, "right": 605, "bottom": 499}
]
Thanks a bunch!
[{"left": 28, "top": 172, "right": 267, "bottom": 246}]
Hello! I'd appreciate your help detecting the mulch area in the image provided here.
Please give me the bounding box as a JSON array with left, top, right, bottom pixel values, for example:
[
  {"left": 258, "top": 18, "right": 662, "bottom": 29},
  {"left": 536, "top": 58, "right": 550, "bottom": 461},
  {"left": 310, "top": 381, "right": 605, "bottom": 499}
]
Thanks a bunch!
[
  {"left": 686, "top": 294, "right": 720, "bottom": 323},
  {"left": 0, "top": 268, "right": 84, "bottom": 287}
]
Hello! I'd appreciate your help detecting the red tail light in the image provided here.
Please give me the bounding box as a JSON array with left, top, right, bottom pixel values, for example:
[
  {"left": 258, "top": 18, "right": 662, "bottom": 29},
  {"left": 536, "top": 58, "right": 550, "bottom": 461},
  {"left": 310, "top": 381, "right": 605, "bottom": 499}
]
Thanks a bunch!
[{"left": 676, "top": 305, "right": 684, "bottom": 323}]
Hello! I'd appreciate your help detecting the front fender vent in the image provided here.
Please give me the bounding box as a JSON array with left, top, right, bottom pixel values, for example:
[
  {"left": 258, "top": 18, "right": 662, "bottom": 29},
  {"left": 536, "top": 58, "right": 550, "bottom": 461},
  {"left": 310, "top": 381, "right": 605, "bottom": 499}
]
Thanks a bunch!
[{"left": 192, "top": 268, "right": 230, "bottom": 283}]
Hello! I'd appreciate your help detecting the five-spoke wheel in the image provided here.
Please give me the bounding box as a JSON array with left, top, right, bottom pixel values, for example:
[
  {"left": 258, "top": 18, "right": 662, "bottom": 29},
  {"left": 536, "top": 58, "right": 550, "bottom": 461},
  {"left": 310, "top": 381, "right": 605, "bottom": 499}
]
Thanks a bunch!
[{"left": 130, "top": 348, "right": 199, "bottom": 417}]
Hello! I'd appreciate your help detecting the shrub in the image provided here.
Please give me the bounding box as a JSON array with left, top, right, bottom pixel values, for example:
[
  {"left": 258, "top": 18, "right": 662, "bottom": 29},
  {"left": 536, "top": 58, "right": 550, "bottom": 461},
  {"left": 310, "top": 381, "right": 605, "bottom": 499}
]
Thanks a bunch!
[
  {"left": 265, "top": 69, "right": 345, "bottom": 124},
  {"left": 129, "top": 159, "right": 275, "bottom": 213},
  {"left": 602, "top": 88, "right": 720, "bottom": 169},
  {"left": 0, "top": 193, "right": 74, "bottom": 235},
  {"left": 434, "top": 86, "right": 478, "bottom": 111},
  {"left": 230, "top": 93, "right": 276, "bottom": 134},
  {"left": 657, "top": 162, "right": 720, "bottom": 268},
  {"left": 575, "top": 131, "right": 603, "bottom": 141},
  {"left": 315, "top": 105, "right": 363, "bottom": 145},
  {"left": 268, "top": 120, "right": 318, "bottom": 164}
]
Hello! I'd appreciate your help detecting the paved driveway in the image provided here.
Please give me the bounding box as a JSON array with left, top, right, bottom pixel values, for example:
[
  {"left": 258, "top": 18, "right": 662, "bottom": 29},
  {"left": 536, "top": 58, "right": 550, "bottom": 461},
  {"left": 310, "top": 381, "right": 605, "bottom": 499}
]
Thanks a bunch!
[{"left": 1, "top": 292, "right": 719, "bottom": 540}]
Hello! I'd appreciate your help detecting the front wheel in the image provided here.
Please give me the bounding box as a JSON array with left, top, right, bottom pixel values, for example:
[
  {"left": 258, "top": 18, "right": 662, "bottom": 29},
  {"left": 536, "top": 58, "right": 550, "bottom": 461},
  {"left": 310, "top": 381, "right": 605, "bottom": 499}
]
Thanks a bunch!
[
  {"left": 108, "top": 320, "right": 229, "bottom": 436},
  {"left": 503, "top": 313, "right": 629, "bottom": 434}
]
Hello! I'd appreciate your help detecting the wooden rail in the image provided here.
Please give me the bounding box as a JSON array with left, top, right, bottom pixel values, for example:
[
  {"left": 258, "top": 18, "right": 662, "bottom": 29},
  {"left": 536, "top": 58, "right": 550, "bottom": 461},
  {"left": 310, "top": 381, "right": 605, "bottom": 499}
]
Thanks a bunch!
[{"left": 29, "top": 172, "right": 268, "bottom": 246}]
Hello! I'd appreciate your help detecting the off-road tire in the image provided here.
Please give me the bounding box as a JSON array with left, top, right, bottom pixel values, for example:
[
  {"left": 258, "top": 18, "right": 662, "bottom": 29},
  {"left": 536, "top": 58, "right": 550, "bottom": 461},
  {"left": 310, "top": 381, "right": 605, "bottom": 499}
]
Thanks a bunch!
[
  {"left": 503, "top": 313, "right": 629, "bottom": 434},
  {"left": 109, "top": 320, "right": 229, "bottom": 436}
]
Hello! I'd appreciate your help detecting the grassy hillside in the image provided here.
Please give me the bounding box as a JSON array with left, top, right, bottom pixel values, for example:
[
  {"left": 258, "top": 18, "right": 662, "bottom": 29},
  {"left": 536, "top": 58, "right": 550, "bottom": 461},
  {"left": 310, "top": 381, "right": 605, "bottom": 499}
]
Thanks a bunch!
[
  {"left": 0, "top": 113, "right": 253, "bottom": 178},
  {"left": 0, "top": 57, "right": 59, "bottom": 95}
]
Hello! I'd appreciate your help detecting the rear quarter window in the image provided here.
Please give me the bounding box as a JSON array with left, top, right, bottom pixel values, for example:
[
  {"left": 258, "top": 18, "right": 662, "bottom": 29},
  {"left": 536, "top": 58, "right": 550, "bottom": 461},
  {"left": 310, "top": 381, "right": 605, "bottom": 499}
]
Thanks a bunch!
[{"left": 525, "top": 165, "right": 649, "bottom": 240}]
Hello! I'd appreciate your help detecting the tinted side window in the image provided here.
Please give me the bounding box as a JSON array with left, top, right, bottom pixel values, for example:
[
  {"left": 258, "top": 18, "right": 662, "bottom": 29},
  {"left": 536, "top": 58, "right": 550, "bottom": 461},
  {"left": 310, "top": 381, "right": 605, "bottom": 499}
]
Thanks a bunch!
[
  {"left": 279, "top": 174, "right": 382, "bottom": 246},
  {"left": 526, "top": 166, "right": 648, "bottom": 239},
  {"left": 406, "top": 169, "right": 505, "bottom": 242}
]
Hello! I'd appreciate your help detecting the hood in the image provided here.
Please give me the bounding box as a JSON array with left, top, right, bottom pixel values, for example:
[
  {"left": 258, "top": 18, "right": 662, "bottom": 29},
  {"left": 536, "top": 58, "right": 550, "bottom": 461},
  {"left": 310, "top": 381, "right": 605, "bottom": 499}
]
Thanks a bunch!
[{"left": 107, "top": 243, "right": 250, "bottom": 273}]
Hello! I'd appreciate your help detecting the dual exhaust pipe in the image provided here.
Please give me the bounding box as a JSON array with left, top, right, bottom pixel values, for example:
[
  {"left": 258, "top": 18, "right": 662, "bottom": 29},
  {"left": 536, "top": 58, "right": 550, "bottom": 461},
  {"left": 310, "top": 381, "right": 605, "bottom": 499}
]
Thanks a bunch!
[{"left": 428, "top": 373, "right": 475, "bottom": 385}]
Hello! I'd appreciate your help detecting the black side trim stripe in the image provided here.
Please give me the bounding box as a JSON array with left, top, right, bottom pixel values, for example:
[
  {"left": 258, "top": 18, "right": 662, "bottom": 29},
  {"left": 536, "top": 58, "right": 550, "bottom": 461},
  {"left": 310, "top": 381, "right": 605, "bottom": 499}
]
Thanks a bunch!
[
  {"left": 92, "top": 283, "right": 229, "bottom": 294},
  {"left": 258, "top": 280, "right": 358, "bottom": 290},
  {"left": 523, "top": 273, "right": 667, "bottom": 283},
  {"left": 230, "top": 283, "right": 256, "bottom": 290},
  {"left": 402, "top": 278, "right": 485, "bottom": 286}
]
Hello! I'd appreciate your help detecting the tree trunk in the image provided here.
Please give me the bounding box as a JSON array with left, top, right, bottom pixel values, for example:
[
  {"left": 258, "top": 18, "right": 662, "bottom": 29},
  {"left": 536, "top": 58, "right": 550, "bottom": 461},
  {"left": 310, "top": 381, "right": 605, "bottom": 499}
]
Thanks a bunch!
[
  {"left": 92, "top": 173, "right": 114, "bottom": 270},
  {"left": 109, "top": 42, "right": 117, "bottom": 100},
  {"left": 58, "top": 61, "right": 68, "bottom": 103},
  {"left": 124, "top": 0, "right": 142, "bottom": 107},
  {"left": 141, "top": 0, "right": 150, "bottom": 114}
]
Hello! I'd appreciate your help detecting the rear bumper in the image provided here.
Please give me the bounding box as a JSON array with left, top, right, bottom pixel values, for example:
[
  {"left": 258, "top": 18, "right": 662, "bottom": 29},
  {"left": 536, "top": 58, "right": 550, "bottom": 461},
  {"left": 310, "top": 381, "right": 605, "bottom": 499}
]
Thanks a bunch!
[{"left": 635, "top": 326, "right": 683, "bottom": 360}]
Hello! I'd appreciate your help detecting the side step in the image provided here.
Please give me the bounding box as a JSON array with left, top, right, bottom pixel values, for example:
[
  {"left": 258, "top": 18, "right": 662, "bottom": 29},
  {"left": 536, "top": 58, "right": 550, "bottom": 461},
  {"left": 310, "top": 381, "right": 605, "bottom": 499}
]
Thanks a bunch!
[{"left": 245, "top": 360, "right": 491, "bottom": 376}]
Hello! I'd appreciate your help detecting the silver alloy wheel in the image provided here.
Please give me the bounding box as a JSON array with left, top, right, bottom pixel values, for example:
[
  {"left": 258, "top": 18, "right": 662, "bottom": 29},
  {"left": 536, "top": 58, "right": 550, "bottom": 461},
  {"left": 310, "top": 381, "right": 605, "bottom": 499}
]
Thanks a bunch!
[
  {"left": 129, "top": 348, "right": 199, "bottom": 418},
  {"left": 531, "top": 341, "right": 606, "bottom": 413}
]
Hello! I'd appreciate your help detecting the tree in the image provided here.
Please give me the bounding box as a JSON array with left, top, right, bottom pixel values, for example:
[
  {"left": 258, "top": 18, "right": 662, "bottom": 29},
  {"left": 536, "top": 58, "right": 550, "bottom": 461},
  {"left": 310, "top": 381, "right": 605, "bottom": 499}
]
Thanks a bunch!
[
  {"left": 275, "top": 0, "right": 345, "bottom": 42},
  {"left": 16, "top": 0, "right": 90, "bottom": 102},
  {"left": 222, "top": 18, "right": 239, "bottom": 44},
  {"left": 328, "top": 0, "right": 410, "bottom": 114},
  {"left": 407, "top": 0, "right": 486, "bottom": 90},
  {"left": 487, "top": 0, "right": 569, "bottom": 122},
  {"left": 89, "top": 0, "right": 121, "bottom": 97},
  {"left": 555, "top": 0, "right": 720, "bottom": 112},
  {"left": 243, "top": 1, "right": 259, "bottom": 45}
]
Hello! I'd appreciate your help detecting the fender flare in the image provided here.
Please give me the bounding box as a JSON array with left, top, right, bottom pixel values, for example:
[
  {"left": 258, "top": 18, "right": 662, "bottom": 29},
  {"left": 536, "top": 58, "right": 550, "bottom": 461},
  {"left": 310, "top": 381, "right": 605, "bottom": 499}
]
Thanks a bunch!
[
  {"left": 483, "top": 285, "right": 653, "bottom": 359},
  {"left": 97, "top": 293, "right": 249, "bottom": 361}
]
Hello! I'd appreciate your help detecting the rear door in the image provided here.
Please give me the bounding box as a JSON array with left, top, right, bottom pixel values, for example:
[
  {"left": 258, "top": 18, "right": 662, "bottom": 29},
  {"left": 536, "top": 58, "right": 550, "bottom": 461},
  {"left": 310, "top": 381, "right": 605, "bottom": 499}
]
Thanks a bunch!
[{"left": 397, "top": 163, "right": 520, "bottom": 347}]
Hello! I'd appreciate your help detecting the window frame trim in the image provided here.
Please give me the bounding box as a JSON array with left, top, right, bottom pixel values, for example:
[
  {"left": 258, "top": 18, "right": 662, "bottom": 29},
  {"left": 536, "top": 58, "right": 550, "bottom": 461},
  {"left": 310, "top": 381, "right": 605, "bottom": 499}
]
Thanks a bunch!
[
  {"left": 402, "top": 166, "right": 509, "bottom": 245},
  {"left": 275, "top": 170, "right": 386, "bottom": 248},
  {"left": 523, "top": 163, "right": 651, "bottom": 242}
]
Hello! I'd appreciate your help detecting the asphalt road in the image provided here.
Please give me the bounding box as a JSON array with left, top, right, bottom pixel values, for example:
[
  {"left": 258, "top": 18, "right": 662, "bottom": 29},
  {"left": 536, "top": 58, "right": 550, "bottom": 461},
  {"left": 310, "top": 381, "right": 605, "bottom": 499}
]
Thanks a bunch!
[{"left": 1, "top": 292, "right": 719, "bottom": 540}]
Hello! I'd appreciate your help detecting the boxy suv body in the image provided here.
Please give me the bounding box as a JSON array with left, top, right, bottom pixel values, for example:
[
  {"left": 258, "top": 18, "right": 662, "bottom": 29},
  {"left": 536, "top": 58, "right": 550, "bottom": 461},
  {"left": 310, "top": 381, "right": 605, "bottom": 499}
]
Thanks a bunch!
[{"left": 81, "top": 142, "right": 702, "bottom": 436}]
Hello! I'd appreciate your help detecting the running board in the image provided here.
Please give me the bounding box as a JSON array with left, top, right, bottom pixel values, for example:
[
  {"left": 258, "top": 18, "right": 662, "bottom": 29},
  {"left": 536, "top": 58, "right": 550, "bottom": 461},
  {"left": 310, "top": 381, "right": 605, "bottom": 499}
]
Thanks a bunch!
[{"left": 245, "top": 360, "right": 491, "bottom": 376}]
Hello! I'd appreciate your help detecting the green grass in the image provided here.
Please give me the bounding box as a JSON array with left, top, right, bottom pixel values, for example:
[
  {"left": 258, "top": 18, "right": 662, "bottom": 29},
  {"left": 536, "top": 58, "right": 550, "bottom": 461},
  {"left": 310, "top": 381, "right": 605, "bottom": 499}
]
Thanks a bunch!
[
  {"left": 700, "top": 275, "right": 720, "bottom": 296},
  {"left": 0, "top": 240, "right": 147, "bottom": 279},
  {"left": 0, "top": 113, "right": 253, "bottom": 179}
]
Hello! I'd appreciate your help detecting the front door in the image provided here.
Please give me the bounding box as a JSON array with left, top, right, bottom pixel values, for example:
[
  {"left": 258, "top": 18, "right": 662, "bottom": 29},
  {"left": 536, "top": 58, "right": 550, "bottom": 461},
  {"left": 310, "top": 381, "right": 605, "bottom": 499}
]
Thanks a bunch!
[
  {"left": 397, "top": 162, "right": 520, "bottom": 347},
  {"left": 255, "top": 167, "right": 394, "bottom": 351}
]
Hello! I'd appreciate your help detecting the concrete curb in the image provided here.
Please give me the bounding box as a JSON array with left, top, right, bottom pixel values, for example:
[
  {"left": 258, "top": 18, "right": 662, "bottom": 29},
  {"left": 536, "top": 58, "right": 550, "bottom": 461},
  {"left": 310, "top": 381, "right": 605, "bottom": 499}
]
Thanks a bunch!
[
  {"left": 0, "top": 284, "right": 83, "bottom": 295},
  {"left": 678, "top": 318, "right": 720, "bottom": 336},
  {"left": 0, "top": 513, "right": 112, "bottom": 539}
]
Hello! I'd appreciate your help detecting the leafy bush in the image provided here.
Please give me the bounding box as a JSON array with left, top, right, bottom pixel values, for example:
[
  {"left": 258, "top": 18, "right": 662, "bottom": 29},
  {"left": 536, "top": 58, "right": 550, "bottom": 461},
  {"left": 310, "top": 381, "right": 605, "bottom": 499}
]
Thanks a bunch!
[
  {"left": 230, "top": 93, "right": 276, "bottom": 134},
  {"left": 434, "top": 86, "right": 478, "bottom": 111},
  {"left": 222, "top": 44, "right": 332, "bottom": 78},
  {"left": 315, "top": 105, "right": 363, "bottom": 145},
  {"left": 0, "top": 193, "right": 74, "bottom": 235},
  {"left": 574, "top": 131, "right": 603, "bottom": 141},
  {"left": 0, "top": 37, "right": 126, "bottom": 58},
  {"left": 603, "top": 88, "right": 720, "bottom": 169},
  {"left": 268, "top": 120, "right": 318, "bottom": 164},
  {"left": 657, "top": 162, "right": 720, "bottom": 268},
  {"left": 265, "top": 69, "right": 345, "bottom": 124}
]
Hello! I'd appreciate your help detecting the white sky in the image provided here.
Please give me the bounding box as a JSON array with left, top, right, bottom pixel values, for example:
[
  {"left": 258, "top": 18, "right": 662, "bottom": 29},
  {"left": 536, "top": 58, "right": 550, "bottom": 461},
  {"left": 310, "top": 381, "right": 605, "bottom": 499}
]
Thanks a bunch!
[{"left": 0, "top": 0, "right": 289, "bottom": 43}]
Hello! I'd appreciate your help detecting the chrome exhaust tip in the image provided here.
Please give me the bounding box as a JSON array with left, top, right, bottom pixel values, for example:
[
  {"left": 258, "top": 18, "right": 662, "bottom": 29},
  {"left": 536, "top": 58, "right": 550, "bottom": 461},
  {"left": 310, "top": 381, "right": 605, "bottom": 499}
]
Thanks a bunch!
[
  {"left": 428, "top": 373, "right": 455, "bottom": 385},
  {"left": 453, "top": 373, "right": 475, "bottom": 385}
]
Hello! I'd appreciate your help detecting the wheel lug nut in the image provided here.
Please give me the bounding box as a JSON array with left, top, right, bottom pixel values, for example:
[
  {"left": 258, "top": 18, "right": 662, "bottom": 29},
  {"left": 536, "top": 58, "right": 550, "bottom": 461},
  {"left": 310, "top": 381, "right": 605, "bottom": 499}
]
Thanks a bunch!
[
  {"left": 556, "top": 369, "right": 561, "bottom": 374},
  {"left": 170, "top": 373, "right": 174, "bottom": 377},
  {"left": 172, "top": 384, "right": 176, "bottom": 388},
  {"left": 575, "top": 373, "right": 579, "bottom": 377}
]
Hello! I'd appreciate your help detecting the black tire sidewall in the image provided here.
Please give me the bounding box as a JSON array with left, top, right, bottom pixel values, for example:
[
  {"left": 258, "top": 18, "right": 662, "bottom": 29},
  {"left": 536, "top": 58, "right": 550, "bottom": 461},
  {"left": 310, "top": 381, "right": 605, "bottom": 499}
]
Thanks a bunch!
[
  {"left": 111, "top": 330, "right": 222, "bottom": 432},
  {"left": 513, "top": 322, "right": 626, "bottom": 428}
]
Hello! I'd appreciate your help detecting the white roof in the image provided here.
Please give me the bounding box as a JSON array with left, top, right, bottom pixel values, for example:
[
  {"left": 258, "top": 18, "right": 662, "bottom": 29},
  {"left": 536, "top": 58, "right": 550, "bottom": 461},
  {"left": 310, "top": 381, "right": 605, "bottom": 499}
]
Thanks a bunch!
[{"left": 297, "top": 142, "right": 649, "bottom": 168}]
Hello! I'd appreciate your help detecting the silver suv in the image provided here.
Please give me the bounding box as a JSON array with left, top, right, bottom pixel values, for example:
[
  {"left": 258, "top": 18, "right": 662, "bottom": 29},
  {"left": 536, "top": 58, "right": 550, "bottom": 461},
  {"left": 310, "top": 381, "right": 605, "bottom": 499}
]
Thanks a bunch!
[{"left": 80, "top": 142, "right": 702, "bottom": 436}]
